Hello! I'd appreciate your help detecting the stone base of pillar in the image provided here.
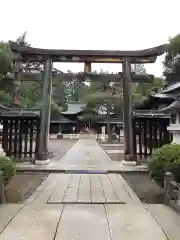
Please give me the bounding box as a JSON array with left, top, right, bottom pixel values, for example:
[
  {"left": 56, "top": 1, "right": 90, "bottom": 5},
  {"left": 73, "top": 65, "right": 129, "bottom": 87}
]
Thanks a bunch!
[
  {"left": 101, "top": 135, "right": 106, "bottom": 142},
  {"left": 123, "top": 154, "right": 137, "bottom": 166},
  {"left": 121, "top": 160, "right": 137, "bottom": 166},
  {"left": 35, "top": 159, "right": 51, "bottom": 165},
  {"left": 35, "top": 151, "right": 50, "bottom": 165}
]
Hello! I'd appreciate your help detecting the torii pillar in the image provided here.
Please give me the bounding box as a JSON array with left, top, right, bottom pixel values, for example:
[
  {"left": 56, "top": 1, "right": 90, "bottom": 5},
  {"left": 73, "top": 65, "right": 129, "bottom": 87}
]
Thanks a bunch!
[
  {"left": 35, "top": 59, "right": 53, "bottom": 164},
  {"left": 122, "top": 60, "right": 135, "bottom": 163}
]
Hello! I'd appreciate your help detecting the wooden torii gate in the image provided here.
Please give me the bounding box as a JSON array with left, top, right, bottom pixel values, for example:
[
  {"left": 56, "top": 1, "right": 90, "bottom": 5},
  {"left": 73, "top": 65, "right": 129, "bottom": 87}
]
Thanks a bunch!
[{"left": 9, "top": 41, "right": 166, "bottom": 164}]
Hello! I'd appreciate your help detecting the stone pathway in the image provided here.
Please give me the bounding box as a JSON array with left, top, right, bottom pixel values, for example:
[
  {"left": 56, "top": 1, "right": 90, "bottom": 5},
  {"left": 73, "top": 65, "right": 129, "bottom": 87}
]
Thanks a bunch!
[
  {"left": 0, "top": 174, "right": 167, "bottom": 240},
  {"left": 0, "top": 138, "right": 177, "bottom": 239},
  {"left": 17, "top": 139, "right": 148, "bottom": 172},
  {"left": 47, "top": 173, "right": 140, "bottom": 204}
]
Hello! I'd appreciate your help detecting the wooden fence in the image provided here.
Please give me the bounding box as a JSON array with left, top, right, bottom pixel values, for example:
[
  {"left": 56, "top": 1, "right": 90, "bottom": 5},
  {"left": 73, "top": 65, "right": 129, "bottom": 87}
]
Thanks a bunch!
[
  {"left": 132, "top": 115, "right": 172, "bottom": 160},
  {"left": 1, "top": 114, "right": 40, "bottom": 160}
]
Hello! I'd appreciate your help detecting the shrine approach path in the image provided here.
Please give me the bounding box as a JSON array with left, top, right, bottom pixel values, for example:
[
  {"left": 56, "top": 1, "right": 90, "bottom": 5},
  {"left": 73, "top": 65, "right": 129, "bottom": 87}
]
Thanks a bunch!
[{"left": 0, "top": 138, "right": 167, "bottom": 239}]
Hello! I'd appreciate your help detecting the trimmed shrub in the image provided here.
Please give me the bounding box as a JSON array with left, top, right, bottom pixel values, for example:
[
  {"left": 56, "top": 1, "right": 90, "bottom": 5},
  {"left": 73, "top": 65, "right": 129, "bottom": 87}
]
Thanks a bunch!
[
  {"left": 148, "top": 143, "right": 180, "bottom": 187},
  {"left": 0, "top": 156, "right": 16, "bottom": 183}
]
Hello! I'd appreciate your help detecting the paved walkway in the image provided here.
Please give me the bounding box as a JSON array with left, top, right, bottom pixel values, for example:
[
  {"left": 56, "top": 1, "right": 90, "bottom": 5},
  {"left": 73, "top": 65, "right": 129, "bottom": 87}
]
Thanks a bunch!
[
  {"left": 0, "top": 138, "right": 176, "bottom": 239},
  {"left": 17, "top": 139, "right": 147, "bottom": 172},
  {"left": 0, "top": 174, "right": 167, "bottom": 240}
]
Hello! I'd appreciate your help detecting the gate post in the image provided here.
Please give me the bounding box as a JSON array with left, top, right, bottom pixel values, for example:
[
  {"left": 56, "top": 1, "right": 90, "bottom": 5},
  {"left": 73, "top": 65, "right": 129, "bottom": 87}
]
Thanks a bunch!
[
  {"left": 35, "top": 58, "right": 52, "bottom": 164},
  {"left": 122, "top": 60, "right": 136, "bottom": 163}
]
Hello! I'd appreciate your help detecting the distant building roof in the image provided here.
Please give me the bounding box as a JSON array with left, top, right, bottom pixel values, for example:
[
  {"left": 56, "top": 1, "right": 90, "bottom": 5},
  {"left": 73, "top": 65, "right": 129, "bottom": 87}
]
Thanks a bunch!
[
  {"left": 133, "top": 83, "right": 180, "bottom": 110},
  {"left": 51, "top": 115, "right": 77, "bottom": 123},
  {"left": 97, "top": 118, "right": 123, "bottom": 124},
  {"left": 161, "top": 100, "right": 180, "bottom": 113},
  {"left": 162, "top": 82, "right": 180, "bottom": 94},
  {"left": 0, "top": 104, "right": 11, "bottom": 112},
  {"left": 152, "top": 93, "right": 176, "bottom": 99},
  {"left": 61, "top": 102, "right": 115, "bottom": 116},
  {"left": 61, "top": 102, "right": 86, "bottom": 115}
]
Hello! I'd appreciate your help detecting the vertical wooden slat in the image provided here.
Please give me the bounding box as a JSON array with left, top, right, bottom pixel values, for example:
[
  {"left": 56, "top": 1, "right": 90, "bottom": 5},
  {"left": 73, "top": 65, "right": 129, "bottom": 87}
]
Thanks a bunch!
[
  {"left": 159, "top": 119, "right": 163, "bottom": 147},
  {"left": 29, "top": 119, "right": 34, "bottom": 158},
  {"left": 153, "top": 119, "right": 158, "bottom": 149},
  {"left": 138, "top": 118, "right": 143, "bottom": 159},
  {"left": 132, "top": 117, "right": 137, "bottom": 156},
  {"left": 35, "top": 118, "right": 40, "bottom": 160},
  {"left": 13, "top": 119, "right": 18, "bottom": 158},
  {"left": 143, "top": 119, "right": 148, "bottom": 158},
  {"left": 18, "top": 118, "right": 23, "bottom": 159},
  {"left": 148, "top": 119, "right": 153, "bottom": 155},
  {"left": 2, "top": 119, "right": 8, "bottom": 156},
  {"left": 8, "top": 119, "right": 13, "bottom": 158},
  {"left": 157, "top": 119, "right": 160, "bottom": 148},
  {"left": 24, "top": 119, "right": 28, "bottom": 158}
]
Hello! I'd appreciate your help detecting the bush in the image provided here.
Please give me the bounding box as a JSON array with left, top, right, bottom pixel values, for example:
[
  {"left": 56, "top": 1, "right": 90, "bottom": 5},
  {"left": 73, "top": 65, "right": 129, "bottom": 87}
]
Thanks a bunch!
[
  {"left": 0, "top": 156, "right": 16, "bottom": 183},
  {"left": 148, "top": 143, "right": 180, "bottom": 187}
]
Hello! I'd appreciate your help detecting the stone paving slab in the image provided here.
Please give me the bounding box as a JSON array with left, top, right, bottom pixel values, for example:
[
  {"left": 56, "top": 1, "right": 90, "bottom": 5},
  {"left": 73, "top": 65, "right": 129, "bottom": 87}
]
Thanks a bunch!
[
  {"left": 0, "top": 138, "right": 169, "bottom": 240},
  {"left": 0, "top": 203, "right": 63, "bottom": 240},
  {"left": 48, "top": 174, "right": 138, "bottom": 204},
  {"left": 104, "top": 204, "right": 167, "bottom": 240},
  {"left": 0, "top": 173, "right": 168, "bottom": 240},
  {"left": 55, "top": 204, "right": 167, "bottom": 240},
  {"left": 146, "top": 204, "right": 180, "bottom": 240},
  {"left": 0, "top": 204, "right": 168, "bottom": 240},
  {"left": 0, "top": 204, "right": 24, "bottom": 234},
  {"left": 55, "top": 204, "right": 111, "bottom": 240},
  {"left": 17, "top": 139, "right": 148, "bottom": 172}
]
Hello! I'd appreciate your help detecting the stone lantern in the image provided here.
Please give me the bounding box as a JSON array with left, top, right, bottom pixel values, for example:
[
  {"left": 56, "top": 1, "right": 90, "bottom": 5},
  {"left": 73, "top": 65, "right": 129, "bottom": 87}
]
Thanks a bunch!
[{"left": 162, "top": 99, "right": 180, "bottom": 144}]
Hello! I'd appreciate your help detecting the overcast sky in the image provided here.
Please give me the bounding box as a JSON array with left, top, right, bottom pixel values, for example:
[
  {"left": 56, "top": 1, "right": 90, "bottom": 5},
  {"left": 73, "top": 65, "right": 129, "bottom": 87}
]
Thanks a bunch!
[{"left": 1, "top": 0, "right": 180, "bottom": 76}]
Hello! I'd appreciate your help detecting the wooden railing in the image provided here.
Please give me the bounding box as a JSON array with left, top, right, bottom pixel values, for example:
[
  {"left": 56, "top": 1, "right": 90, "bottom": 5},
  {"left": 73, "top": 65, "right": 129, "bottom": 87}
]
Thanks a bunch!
[
  {"left": 1, "top": 114, "right": 40, "bottom": 161},
  {"left": 132, "top": 116, "right": 172, "bottom": 160}
]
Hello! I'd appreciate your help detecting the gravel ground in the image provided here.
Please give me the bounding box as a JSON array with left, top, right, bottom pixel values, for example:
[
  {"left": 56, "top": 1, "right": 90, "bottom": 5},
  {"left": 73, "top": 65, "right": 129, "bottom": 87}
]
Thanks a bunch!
[
  {"left": 5, "top": 172, "right": 49, "bottom": 203},
  {"left": 97, "top": 141, "right": 125, "bottom": 162},
  {"left": 48, "top": 139, "right": 77, "bottom": 162},
  {"left": 122, "top": 172, "right": 164, "bottom": 204}
]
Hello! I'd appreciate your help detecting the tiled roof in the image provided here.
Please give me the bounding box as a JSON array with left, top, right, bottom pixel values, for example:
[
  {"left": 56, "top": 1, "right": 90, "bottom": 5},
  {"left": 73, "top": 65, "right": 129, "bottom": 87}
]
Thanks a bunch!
[
  {"left": 61, "top": 102, "right": 86, "bottom": 115},
  {"left": 162, "top": 82, "right": 180, "bottom": 94}
]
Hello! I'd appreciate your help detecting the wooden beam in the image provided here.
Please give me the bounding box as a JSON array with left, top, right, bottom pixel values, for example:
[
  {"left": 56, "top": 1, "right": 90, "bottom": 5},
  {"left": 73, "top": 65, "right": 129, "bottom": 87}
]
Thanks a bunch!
[
  {"left": 10, "top": 41, "right": 166, "bottom": 63},
  {"left": 19, "top": 72, "right": 154, "bottom": 83},
  {"left": 84, "top": 62, "right": 91, "bottom": 73}
]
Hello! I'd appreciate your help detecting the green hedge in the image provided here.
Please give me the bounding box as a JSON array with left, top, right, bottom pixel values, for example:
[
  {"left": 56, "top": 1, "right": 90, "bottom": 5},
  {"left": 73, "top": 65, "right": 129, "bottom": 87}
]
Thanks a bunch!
[
  {"left": 0, "top": 156, "right": 16, "bottom": 183},
  {"left": 148, "top": 143, "right": 180, "bottom": 187}
]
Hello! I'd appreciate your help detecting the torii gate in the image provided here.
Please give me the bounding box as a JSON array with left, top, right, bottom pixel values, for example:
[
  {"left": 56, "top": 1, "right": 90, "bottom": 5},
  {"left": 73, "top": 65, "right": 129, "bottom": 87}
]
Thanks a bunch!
[{"left": 9, "top": 41, "right": 166, "bottom": 164}]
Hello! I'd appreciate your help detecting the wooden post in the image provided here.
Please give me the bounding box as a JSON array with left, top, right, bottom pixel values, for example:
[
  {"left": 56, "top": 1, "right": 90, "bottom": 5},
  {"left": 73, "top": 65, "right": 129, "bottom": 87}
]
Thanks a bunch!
[
  {"left": 36, "top": 59, "right": 52, "bottom": 164},
  {"left": 84, "top": 62, "right": 91, "bottom": 73},
  {"left": 122, "top": 60, "right": 134, "bottom": 162}
]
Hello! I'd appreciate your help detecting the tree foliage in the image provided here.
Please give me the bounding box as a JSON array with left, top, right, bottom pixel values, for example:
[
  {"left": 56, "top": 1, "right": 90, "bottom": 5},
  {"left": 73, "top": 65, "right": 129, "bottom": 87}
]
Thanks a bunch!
[
  {"left": 133, "top": 77, "right": 165, "bottom": 102},
  {"left": 82, "top": 79, "right": 122, "bottom": 141},
  {"left": 0, "top": 42, "right": 13, "bottom": 74},
  {"left": 164, "top": 34, "right": 180, "bottom": 74}
]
